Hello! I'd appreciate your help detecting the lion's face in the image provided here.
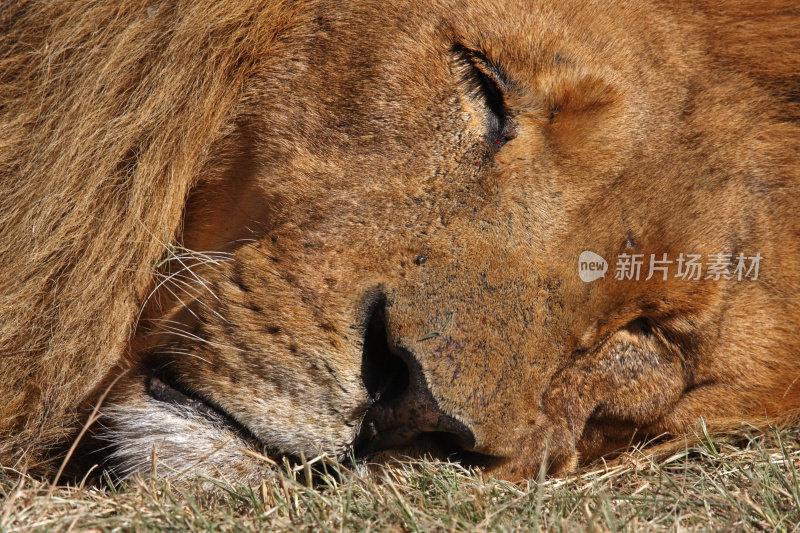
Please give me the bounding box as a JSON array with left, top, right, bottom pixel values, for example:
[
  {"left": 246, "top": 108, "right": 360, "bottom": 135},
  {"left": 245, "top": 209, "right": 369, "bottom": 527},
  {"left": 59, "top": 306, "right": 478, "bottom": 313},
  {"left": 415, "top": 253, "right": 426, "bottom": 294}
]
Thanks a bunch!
[{"left": 92, "top": 0, "right": 800, "bottom": 481}]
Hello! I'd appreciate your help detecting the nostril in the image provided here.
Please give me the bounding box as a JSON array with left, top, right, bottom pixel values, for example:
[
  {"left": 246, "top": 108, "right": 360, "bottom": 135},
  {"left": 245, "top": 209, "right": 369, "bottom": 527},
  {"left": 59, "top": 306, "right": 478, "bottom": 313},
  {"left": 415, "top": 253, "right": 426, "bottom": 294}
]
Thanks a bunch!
[
  {"left": 361, "top": 300, "right": 409, "bottom": 404},
  {"left": 357, "top": 299, "right": 476, "bottom": 455}
]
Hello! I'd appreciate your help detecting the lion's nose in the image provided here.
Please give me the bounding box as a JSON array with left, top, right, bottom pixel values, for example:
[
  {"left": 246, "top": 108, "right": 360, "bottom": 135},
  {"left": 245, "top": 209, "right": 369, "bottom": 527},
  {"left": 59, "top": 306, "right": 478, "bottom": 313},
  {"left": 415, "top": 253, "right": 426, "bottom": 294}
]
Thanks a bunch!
[{"left": 355, "top": 303, "right": 475, "bottom": 454}]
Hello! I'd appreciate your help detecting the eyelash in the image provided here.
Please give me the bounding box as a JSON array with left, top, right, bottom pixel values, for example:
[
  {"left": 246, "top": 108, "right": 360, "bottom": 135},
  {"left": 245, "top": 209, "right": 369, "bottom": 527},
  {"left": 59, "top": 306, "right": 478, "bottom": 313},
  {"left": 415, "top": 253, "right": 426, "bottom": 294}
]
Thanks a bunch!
[{"left": 452, "top": 44, "right": 514, "bottom": 148}]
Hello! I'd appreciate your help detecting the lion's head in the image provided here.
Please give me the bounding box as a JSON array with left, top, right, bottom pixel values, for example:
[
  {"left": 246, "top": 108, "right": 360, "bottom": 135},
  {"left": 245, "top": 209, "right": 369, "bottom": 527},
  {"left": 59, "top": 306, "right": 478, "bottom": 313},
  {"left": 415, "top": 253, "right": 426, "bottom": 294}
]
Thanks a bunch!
[{"left": 1, "top": 0, "right": 798, "bottom": 481}]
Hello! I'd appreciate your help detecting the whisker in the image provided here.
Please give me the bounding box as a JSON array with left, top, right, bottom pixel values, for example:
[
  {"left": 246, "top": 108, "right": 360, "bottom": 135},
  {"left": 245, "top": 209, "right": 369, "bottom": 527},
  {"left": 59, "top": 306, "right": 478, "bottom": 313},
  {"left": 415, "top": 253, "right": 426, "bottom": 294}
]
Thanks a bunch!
[
  {"left": 154, "top": 350, "right": 213, "bottom": 365},
  {"left": 159, "top": 324, "right": 245, "bottom": 353}
]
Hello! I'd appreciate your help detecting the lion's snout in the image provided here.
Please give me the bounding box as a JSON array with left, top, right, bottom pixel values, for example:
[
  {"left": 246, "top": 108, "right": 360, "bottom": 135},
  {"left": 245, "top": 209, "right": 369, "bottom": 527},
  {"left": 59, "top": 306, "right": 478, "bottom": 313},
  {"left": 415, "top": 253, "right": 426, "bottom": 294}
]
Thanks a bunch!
[{"left": 355, "top": 300, "right": 479, "bottom": 460}]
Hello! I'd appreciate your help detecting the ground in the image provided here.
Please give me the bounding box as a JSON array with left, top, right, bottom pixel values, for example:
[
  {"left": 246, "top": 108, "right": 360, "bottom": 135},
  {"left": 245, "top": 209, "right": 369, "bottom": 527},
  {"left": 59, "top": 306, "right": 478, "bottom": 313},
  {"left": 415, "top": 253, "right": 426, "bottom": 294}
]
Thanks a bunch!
[{"left": 1, "top": 426, "right": 799, "bottom": 532}]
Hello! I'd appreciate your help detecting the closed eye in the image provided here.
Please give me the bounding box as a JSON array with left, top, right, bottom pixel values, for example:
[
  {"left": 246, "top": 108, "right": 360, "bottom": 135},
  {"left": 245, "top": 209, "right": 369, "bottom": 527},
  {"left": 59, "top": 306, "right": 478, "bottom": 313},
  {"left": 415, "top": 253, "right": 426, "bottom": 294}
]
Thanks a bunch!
[{"left": 452, "top": 44, "right": 515, "bottom": 148}]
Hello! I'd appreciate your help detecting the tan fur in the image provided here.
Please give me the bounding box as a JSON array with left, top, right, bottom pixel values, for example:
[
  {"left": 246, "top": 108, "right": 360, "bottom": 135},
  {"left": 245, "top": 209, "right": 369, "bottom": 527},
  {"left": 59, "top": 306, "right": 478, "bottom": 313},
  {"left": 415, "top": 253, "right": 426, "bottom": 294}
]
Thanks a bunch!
[{"left": 1, "top": 0, "right": 798, "bottom": 480}]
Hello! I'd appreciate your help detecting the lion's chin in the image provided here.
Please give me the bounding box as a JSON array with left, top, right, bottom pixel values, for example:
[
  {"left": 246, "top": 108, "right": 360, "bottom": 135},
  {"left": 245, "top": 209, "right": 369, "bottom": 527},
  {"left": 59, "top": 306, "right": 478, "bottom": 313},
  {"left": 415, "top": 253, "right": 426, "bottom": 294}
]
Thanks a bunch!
[{"left": 90, "top": 374, "right": 282, "bottom": 483}]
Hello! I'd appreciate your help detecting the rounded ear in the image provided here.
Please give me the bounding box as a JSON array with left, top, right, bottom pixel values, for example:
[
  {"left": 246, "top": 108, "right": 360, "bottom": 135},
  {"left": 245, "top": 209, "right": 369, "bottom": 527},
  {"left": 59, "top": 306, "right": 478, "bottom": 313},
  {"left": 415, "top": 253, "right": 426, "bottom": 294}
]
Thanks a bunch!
[{"left": 542, "top": 73, "right": 630, "bottom": 173}]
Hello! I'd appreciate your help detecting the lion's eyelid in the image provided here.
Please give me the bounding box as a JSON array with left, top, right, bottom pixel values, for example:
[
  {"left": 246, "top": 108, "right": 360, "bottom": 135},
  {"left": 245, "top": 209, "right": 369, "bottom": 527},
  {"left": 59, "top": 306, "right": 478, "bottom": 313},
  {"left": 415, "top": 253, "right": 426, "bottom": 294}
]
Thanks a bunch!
[{"left": 451, "top": 44, "right": 513, "bottom": 146}]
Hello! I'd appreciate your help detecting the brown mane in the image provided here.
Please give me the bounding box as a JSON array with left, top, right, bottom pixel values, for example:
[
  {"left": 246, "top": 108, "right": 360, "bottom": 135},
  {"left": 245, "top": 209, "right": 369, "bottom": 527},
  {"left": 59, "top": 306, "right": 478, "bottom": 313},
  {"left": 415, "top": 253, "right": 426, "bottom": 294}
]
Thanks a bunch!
[{"left": 0, "top": 0, "right": 307, "bottom": 467}]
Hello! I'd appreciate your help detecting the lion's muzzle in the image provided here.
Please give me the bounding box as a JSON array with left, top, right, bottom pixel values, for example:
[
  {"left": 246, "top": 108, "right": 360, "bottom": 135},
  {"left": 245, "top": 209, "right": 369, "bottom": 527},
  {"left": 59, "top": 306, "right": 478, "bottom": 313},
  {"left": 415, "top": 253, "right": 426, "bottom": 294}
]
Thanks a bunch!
[{"left": 355, "top": 302, "right": 478, "bottom": 459}]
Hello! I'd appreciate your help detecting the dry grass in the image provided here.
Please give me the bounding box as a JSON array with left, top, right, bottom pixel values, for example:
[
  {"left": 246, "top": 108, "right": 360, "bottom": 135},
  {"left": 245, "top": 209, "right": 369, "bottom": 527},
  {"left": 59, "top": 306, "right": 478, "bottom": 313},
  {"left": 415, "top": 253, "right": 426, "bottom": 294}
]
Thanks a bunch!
[{"left": 1, "top": 425, "right": 799, "bottom": 532}]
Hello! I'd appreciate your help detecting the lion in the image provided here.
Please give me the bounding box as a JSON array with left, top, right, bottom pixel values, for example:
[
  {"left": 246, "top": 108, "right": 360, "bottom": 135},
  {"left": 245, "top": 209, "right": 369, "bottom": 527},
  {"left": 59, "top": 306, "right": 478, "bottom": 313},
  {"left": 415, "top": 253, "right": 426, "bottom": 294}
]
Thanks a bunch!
[{"left": 0, "top": 0, "right": 798, "bottom": 482}]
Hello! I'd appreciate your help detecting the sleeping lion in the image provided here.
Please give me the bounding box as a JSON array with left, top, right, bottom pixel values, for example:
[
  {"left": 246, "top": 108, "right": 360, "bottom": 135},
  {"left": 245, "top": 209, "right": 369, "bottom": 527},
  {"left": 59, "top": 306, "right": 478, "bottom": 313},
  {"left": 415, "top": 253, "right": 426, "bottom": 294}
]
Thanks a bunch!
[{"left": 1, "top": 0, "right": 798, "bottom": 482}]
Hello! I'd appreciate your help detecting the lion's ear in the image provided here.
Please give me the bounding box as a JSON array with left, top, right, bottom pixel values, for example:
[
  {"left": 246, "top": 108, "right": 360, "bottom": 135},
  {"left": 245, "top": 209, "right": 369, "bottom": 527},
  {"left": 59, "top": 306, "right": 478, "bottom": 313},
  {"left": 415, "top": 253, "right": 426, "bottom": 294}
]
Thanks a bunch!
[{"left": 540, "top": 73, "right": 630, "bottom": 173}]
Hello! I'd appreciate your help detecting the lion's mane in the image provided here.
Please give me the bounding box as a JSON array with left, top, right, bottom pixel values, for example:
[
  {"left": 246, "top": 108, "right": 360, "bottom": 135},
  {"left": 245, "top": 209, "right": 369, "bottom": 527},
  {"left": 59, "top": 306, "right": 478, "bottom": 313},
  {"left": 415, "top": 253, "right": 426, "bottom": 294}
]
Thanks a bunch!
[{"left": 0, "top": 0, "right": 308, "bottom": 468}]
